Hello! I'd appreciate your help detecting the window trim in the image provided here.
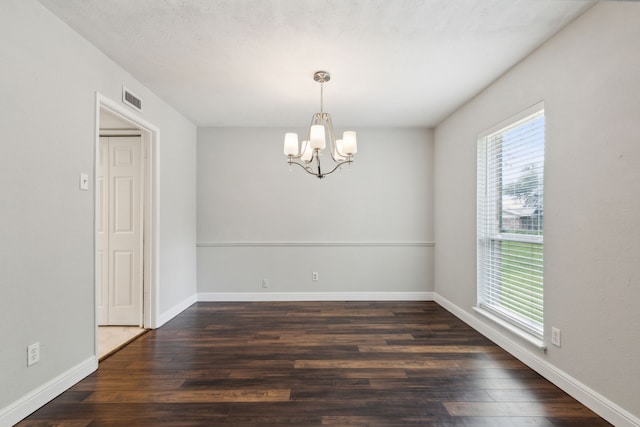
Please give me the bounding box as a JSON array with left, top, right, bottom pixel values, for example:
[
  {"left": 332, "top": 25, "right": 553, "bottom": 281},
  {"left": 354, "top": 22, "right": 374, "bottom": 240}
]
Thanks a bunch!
[
  {"left": 473, "top": 306, "right": 547, "bottom": 350},
  {"left": 477, "top": 102, "right": 545, "bottom": 141}
]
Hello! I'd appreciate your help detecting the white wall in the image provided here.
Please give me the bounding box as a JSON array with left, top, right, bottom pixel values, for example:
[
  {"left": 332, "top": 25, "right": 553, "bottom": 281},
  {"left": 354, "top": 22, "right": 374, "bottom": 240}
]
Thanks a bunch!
[
  {"left": 197, "top": 127, "right": 434, "bottom": 298},
  {"left": 0, "top": 0, "right": 197, "bottom": 423},
  {"left": 434, "top": 3, "right": 640, "bottom": 424}
]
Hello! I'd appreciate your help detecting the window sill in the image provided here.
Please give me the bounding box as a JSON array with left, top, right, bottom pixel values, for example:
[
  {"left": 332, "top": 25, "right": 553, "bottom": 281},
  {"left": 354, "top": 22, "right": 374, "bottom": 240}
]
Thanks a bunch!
[{"left": 473, "top": 306, "right": 547, "bottom": 351}]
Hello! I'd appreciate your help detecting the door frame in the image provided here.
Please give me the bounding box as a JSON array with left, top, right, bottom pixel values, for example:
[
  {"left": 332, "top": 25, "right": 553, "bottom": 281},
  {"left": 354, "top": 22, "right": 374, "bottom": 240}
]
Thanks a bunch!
[{"left": 94, "top": 92, "right": 160, "bottom": 353}]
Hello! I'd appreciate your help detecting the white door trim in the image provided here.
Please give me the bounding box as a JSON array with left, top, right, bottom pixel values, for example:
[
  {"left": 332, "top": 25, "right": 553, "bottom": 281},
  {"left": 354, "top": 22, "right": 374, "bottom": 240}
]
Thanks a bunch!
[{"left": 94, "top": 92, "right": 160, "bottom": 354}]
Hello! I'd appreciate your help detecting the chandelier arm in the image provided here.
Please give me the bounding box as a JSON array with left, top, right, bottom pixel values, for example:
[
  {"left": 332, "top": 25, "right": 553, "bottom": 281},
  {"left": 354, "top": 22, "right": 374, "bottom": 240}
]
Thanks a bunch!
[
  {"left": 288, "top": 159, "right": 321, "bottom": 176},
  {"left": 323, "top": 113, "right": 338, "bottom": 162},
  {"left": 321, "top": 158, "right": 353, "bottom": 177},
  {"left": 287, "top": 153, "right": 305, "bottom": 160}
]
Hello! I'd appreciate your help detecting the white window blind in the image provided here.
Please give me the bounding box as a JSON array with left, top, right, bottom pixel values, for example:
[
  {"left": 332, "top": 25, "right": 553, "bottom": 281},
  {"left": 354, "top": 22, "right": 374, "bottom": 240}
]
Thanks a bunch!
[{"left": 477, "top": 103, "right": 545, "bottom": 338}]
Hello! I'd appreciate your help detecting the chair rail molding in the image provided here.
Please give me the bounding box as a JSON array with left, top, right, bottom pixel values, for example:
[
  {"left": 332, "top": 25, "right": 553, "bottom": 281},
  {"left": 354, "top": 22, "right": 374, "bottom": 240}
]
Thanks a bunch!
[{"left": 196, "top": 241, "right": 435, "bottom": 248}]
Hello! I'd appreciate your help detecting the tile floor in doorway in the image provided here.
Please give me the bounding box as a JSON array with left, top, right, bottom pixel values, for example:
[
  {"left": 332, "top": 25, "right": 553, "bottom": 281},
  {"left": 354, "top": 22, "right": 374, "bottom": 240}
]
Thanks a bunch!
[{"left": 98, "top": 326, "right": 146, "bottom": 360}]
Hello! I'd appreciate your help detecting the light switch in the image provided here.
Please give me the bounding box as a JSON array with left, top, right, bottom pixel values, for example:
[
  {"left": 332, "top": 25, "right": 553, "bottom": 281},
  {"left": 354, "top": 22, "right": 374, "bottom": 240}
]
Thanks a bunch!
[{"left": 80, "top": 173, "right": 89, "bottom": 190}]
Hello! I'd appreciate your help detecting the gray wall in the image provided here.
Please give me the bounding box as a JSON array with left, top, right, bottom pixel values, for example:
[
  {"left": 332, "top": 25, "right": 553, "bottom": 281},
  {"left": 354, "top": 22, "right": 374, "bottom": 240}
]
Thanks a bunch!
[
  {"left": 0, "top": 0, "right": 197, "bottom": 420},
  {"left": 197, "top": 127, "right": 434, "bottom": 297},
  {"left": 434, "top": 3, "right": 640, "bottom": 422}
]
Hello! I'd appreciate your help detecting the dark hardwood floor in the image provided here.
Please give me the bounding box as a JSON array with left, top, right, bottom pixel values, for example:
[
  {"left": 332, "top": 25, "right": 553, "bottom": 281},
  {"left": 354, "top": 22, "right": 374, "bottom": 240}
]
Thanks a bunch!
[{"left": 19, "top": 301, "right": 612, "bottom": 426}]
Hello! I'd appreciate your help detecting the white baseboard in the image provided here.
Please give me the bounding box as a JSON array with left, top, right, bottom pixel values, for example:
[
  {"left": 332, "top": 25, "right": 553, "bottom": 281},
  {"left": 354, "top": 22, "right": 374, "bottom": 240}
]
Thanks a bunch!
[
  {"left": 155, "top": 293, "right": 197, "bottom": 328},
  {"left": 433, "top": 293, "right": 640, "bottom": 427},
  {"left": 197, "top": 291, "right": 435, "bottom": 302},
  {"left": 0, "top": 356, "right": 97, "bottom": 427}
]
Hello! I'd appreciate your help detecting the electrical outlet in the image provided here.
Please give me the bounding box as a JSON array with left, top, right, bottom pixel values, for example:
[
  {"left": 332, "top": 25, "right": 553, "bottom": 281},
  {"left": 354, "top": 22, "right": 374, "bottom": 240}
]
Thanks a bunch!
[
  {"left": 27, "top": 342, "right": 40, "bottom": 366},
  {"left": 261, "top": 278, "right": 269, "bottom": 288},
  {"left": 312, "top": 272, "right": 319, "bottom": 281},
  {"left": 551, "top": 327, "right": 561, "bottom": 347}
]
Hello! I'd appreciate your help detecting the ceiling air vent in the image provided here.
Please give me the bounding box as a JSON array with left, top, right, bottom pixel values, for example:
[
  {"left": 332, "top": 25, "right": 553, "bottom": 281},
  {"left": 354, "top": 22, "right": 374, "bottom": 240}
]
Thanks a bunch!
[{"left": 122, "top": 87, "right": 142, "bottom": 112}]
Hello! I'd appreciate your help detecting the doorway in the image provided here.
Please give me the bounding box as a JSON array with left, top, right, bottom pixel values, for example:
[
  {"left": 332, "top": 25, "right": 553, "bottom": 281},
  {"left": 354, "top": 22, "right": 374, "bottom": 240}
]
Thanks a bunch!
[{"left": 95, "top": 93, "right": 159, "bottom": 359}]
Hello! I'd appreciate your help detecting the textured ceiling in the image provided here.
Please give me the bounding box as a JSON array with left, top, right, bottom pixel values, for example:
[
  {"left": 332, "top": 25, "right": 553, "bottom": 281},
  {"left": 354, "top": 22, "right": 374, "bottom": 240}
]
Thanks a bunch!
[{"left": 38, "top": 0, "right": 594, "bottom": 127}]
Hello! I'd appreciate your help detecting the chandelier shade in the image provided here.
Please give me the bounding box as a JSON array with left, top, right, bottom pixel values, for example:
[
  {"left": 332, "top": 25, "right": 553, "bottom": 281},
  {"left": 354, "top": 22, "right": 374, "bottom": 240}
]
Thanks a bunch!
[
  {"left": 284, "top": 133, "right": 298, "bottom": 156},
  {"left": 284, "top": 71, "right": 357, "bottom": 179}
]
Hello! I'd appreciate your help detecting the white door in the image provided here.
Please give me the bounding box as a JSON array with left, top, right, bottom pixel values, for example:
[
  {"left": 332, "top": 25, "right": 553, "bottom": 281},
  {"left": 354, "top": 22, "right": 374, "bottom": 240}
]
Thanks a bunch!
[{"left": 98, "top": 136, "right": 143, "bottom": 325}]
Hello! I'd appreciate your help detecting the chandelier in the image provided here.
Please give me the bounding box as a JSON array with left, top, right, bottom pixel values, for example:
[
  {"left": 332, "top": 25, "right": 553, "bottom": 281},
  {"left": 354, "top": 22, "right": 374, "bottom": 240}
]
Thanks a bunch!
[{"left": 283, "top": 71, "right": 357, "bottom": 179}]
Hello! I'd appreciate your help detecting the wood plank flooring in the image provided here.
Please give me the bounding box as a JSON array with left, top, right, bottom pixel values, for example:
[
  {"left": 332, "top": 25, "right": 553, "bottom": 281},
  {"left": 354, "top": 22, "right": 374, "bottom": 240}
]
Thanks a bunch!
[{"left": 18, "top": 301, "right": 612, "bottom": 426}]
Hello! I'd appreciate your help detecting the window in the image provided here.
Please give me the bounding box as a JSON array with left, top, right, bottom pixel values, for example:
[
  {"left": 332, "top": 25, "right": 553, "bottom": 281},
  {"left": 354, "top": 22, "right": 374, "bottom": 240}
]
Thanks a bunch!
[{"left": 477, "top": 103, "right": 545, "bottom": 340}]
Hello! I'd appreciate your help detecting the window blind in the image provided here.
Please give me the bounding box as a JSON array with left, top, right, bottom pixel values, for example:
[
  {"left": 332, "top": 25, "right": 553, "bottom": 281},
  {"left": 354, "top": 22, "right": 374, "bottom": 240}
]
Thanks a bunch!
[{"left": 477, "top": 104, "right": 545, "bottom": 338}]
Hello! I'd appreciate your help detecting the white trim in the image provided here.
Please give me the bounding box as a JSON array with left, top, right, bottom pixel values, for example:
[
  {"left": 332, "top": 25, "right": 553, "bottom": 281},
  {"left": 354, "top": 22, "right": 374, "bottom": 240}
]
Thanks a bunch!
[
  {"left": 473, "top": 306, "right": 546, "bottom": 350},
  {"left": 95, "top": 92, "right": 160, "bottom": 330},
  {"left": 478, "top": 100, "right": 545, "bottom": 139},
  {"left": 434, "top": 293, "right": 640, "bottom": 427},
  {"left": 156, "top": 294, "right": 198, "bottom": 328},
  {"left": 197, "top": 241, "right": 435, "bottom": 248},
  {"left": 0, "top": 357, "right": 97, "bottom": 427},
  {"left": 198, "top": 292, "right": 435, "bottom": 302}
]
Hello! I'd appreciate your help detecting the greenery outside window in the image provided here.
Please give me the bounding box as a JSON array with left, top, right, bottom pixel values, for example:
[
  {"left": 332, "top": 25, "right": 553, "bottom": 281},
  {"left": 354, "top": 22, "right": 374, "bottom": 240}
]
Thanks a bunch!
[{"left": 477, "top": 103, "right": 545, "bottom": 340}]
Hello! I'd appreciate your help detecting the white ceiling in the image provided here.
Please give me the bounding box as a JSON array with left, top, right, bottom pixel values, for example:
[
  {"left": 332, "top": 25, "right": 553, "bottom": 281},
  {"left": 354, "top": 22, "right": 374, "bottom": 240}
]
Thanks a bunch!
[{"left": 38, "top": 0, "right": 594, "bottom": 128}]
